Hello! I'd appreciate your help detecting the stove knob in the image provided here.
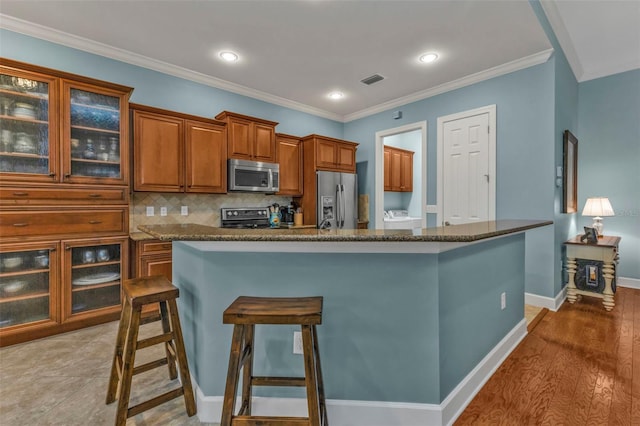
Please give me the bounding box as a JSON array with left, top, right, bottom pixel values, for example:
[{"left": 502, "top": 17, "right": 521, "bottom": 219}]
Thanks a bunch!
[
  {"left": 257, "top": 211, "right": 263, "bottom": 215},
  {"left": 232, "top": 211, "right": 238, "bottom": 216}
]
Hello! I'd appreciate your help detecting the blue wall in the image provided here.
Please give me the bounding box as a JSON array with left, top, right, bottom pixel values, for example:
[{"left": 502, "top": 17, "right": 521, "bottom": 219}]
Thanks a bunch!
[
  {"left": 344, "top": 62, "right": 557, "bottom": 297},
  {"left": 578, "top": 70, "right": 640, "bottom": 279}
]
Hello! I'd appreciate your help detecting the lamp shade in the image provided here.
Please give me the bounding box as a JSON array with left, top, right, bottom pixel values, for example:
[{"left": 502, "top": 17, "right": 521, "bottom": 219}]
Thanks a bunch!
[{"left": 582, "top": 197, "right": 615, "bottom": 217}]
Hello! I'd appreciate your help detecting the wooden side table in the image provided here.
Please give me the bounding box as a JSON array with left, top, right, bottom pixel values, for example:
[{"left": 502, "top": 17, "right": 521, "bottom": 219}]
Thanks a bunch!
[{"left": 564, "top": 235, "right": 620, "bottom": 311}]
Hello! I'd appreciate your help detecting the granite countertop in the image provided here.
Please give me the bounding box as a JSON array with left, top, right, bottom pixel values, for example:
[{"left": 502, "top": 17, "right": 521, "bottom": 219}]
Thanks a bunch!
[{"left": 138, "top": 220, "right": 552, "bottom": 243}]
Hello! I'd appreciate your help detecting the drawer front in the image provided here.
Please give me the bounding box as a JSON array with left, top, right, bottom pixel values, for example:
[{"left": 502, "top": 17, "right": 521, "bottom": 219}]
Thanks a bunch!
[
  {"left": 0, "top": 187, "right": 128, "bottom": 206},
  {"left": 140, "top": 240, "right": 173, "bottom": 255},
  {"left": 1, "top": 209, "right": 127, "bottom": 237}
]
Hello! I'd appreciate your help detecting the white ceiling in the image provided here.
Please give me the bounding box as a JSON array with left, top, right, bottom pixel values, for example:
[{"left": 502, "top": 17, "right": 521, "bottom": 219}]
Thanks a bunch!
[{"left": 0, "top": 1, "right": 637, "bottom": 122}]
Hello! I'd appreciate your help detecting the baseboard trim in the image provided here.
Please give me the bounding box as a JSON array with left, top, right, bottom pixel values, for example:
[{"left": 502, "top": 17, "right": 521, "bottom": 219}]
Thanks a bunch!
[
  {"left": 191, "top": 320, "right": 527, "bottom": 426},
  {"left": 440, "top": 319, "right": 527, "bottom": 425},
  {"left": 525, "top": 287, "right": 566, "bottom": 311},
  {"left": 618, "top": 276, "right": 640, "bottom": 290}
]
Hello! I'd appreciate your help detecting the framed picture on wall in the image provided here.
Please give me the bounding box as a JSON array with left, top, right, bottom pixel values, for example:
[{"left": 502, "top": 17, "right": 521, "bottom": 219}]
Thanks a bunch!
[{"left": 563, "top": 130, "right": 578, "bottom": 213}]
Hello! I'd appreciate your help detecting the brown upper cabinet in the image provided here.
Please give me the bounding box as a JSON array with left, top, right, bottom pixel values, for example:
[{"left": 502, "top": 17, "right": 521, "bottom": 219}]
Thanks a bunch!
[
  {"left": 294, "top": 134, "right": 358, "bottom": 225},
  {"left": 215, "top": 111, "right": 278, "bottom": 163},
  {"left": 276, "top": 133, "right": 303, "bottom": 196},
  {"left": 384, "top": 145, "right": 414, "bottom": 192},
  {"left": 132, "top": 104, "right": 227, "bottom": 193},
  {"left": 0, "top": 58, "right": 132, "bottom": 187},
  {"left": 306, "top": 134, "right": 357, "bottom": 173}
]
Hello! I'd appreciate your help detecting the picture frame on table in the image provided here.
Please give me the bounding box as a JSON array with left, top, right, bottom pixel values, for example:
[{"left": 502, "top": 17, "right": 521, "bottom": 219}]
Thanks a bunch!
[
  {"left": 563, "top": 130, "right": 578, "bottom": 213},
  {"left": 581, "top": 226, "right": 599, "bottom": 244}
]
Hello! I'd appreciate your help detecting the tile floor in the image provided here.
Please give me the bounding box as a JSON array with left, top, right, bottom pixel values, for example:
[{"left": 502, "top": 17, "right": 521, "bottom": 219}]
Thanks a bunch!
[
  {"left": 0, "top": 320, "right": 215, "bottom": 425},
  {"left": 1, "top": 304, "right": 546, "bottom": 425}
]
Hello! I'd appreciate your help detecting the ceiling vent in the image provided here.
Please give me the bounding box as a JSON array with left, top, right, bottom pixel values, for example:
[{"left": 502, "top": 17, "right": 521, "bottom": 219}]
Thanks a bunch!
[{"left": 360, "top": 74, "right": 385, "bottom": 85}]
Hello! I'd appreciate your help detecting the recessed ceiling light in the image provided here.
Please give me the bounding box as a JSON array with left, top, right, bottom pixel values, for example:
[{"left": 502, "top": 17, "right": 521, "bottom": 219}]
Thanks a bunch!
[
  {"left": 328, "top": 91, "right": 344, "bottom": 100},
  {"left": 219, "top": 51, "right": 239, "bottom": 62},
  {"left": 419, "top": 52, "right": 439, "bottom": 64}
]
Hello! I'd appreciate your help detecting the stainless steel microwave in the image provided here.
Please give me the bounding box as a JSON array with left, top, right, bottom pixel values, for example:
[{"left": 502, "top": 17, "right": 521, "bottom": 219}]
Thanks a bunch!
[{"left": 228, "top": 159, "right": 279, "bottom": 193}]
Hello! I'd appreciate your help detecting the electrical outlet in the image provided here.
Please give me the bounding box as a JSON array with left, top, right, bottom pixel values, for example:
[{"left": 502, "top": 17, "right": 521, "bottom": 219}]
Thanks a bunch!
[
  {"left": 146, "top": 206, "right": 154, "bottom": 217},
  {"left": 293, "top": 331, "right": 303, "bottom": 354},
  {"left": 181, "top": 206, "right": 188, "bottom": 216},
  {"left": 160, "top": 207, "right": 167, "bottom": 217},
  {"left": 501, "top": 292, "right": 506, "bottom": 310}
]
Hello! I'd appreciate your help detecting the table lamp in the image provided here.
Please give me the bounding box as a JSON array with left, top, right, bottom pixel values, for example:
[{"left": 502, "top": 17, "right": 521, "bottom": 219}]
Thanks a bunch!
[{"left": 582, "top": 197, "right": 614, "bottom": 237}]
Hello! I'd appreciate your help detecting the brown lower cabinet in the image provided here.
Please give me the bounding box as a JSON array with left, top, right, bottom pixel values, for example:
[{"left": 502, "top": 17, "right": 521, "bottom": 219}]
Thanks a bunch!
[
  {"left": 130, "top": 239, "right": 172, "bottom": 281},
  {"left": 0, "top": 236, "right": 127, "bottom": 347}
]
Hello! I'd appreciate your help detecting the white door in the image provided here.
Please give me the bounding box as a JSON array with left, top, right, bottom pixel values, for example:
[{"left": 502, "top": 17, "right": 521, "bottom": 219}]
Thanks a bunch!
[{"left": 437, "top": 105, "right": 496, "bottom": 226}]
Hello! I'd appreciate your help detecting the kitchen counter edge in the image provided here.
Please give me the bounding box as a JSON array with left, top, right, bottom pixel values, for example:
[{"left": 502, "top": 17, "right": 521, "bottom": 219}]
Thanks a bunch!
[{"left": 138, "top": 220, "right": 552, "bottom": 243}]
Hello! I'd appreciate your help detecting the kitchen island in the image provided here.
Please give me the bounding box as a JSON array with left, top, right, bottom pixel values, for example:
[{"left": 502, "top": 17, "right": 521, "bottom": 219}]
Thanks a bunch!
[{"left": 139, "top": 220, "right": 551, "bottom": 425}]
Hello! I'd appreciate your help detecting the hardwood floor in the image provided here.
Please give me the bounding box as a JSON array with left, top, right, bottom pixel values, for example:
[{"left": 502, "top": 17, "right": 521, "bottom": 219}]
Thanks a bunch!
[{"left": 456, "top": 287, "right": 640, "bottom": 425}]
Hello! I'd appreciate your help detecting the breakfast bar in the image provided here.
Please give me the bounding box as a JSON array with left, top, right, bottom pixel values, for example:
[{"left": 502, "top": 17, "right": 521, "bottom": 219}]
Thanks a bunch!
[{"left": 139, "top": 220, "right": 551, "bottom": 425}]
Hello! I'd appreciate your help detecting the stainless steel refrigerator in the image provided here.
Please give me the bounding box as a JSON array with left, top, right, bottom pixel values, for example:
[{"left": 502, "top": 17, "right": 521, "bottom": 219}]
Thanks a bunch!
[{"left": 316, "top": 171, "right": 358, "bottom": 229}]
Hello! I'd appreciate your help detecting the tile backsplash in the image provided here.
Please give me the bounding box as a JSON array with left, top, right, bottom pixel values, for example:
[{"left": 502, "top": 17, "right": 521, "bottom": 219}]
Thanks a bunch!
[{"left": 131, "top": 192, "right": 292, "bottom": 232}]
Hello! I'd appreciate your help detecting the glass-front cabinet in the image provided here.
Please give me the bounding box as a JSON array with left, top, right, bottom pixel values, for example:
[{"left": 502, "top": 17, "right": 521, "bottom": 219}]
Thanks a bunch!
[
  {"left": 62, "top": 81, "right": 129, "bottom": 185},
  {"left": 0, "top": 242, "right": 59, "bottom": 330},
  {"left": 0, "top": 70, "right": 59, "bottom": 183},
  {"left": 62, "top": 237, "right": 126, "bottom": 320},
  {"left": 0, "top": 64, "right": 130, "bottom": 186}
]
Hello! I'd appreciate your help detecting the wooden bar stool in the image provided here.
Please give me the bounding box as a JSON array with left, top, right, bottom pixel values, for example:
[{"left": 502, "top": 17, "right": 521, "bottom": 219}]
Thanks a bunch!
[
  {"left": 221, "top": 296, "right": 327, "bottom": 426},
  {"left": 106, "top": 275, "right": 196, "bottom": 426}
]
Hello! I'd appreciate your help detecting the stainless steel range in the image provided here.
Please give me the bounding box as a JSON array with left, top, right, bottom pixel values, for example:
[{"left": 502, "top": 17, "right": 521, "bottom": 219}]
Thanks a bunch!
[{"left": 220, "top": 207, "right": 270, "bottom": 229}]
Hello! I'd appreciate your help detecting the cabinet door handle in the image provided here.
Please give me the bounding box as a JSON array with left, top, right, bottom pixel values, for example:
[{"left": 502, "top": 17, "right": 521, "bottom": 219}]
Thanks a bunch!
[
  {"left": 88, "top": 220, "right": 102, "bottom": 225},
  {"left": 12, "top": 223, "right": 29, "bottom": 227},
  {"left": 64, "top": 174, "right": 71, "bottom": 179},
  {"left": 65, "top": 245, "right": 71, "bottom": 250},
  {"left": 49, "top": 172, "right": 56, "bottom": 178},
  {"left": 88, "top": 194, "right": 102, "bottom": 198},
  {"left": 12, "top": 192, "right": 29, "bottom": 196}
]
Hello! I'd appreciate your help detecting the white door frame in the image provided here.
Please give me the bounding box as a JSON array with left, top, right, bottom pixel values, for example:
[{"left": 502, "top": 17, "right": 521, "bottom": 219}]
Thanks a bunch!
[
  {"left": 436, "top": 104, "right": 496, "bottom": 226},
  {"left": 375, "top": 121, "right": 427, "bottom": 229}
]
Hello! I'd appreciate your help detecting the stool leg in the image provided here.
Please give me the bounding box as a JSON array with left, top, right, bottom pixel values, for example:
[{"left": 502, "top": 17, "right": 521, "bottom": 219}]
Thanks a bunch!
[
  {"left": 159, "top": 300, "right": 178, "bottom": 380},
  {"left": 167, "top": 299, "right": 197, "bottom": 417},
  {"left": 221, "top": 324, "right": 244, "bottom": 426},
  {"left": 240, "top": 324, "right": 254, "bottom": 416},
  {"left": 106, "top": 297, "right": 131, "bottom": 404},
  {"left": 301, "top": 325, "right": 321, "bottom": 426},
  {"left": 312, "top": 325, "right": 328, "bottom": 426},
  {"left": 115, "top": 304, "right": 142, "bottom": 426}
]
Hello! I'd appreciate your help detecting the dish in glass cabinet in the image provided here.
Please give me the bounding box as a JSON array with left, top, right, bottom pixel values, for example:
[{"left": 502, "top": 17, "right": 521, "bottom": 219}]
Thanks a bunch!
[
  {"left": 2, "top": 256, "right": 23, "bottom": 270},
  {"left": 2, "top": 280, "right": 26, "bottom": 295},
  {"left": 72, "top": 272, "right": 120, "bottom": 286}
]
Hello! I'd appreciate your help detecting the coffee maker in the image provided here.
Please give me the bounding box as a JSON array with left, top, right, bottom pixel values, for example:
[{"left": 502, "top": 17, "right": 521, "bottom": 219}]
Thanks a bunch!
[{"left": 281, "top": 204, "right": 295, "bottom": 225}]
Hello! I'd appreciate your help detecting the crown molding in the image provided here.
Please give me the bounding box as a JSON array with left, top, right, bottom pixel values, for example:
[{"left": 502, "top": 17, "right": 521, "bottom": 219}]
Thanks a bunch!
[
  {"left": 539, "top": 0, "right": 584, "bottom": 81},
  {"left": 2, "top": 14, "right": 554, "bottom": 124},
  {"left": 0, "top": 14, "right": 343, "bottom": 122},
  {"left": 343, "top": 48, "right": 554, "bottom": 122}
]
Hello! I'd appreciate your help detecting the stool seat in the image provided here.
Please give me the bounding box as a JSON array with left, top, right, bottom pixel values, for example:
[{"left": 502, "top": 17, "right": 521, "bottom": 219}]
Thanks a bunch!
[
  {"left": 106, "top": 275, "right": 196, "bottom": 426},
  {"left": 223, "top": 296, "right": 322, "bottom": 325},
  {"left": 125, "top": 275, "right": 179, "bottom": 307},
  {"left": 221, "top": 296, "right": 328, "bottom": 426}
]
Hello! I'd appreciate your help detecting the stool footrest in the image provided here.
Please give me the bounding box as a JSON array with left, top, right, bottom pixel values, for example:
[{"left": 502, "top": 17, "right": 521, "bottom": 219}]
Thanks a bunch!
[
  {"left": 127, "top": 387, "right": 184, "bottom": 418},
  {"left": 137, "top": 332, "right": 173, "bottom": 350},
  {"left": 133, "top": 358, "right": 169, "bottom": 376},
  {"left": 231, "top": 416, "right": 310, "bottom": 425},
  {"left": 251, "top": 376, "right": 306, "bottom": 387}
]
